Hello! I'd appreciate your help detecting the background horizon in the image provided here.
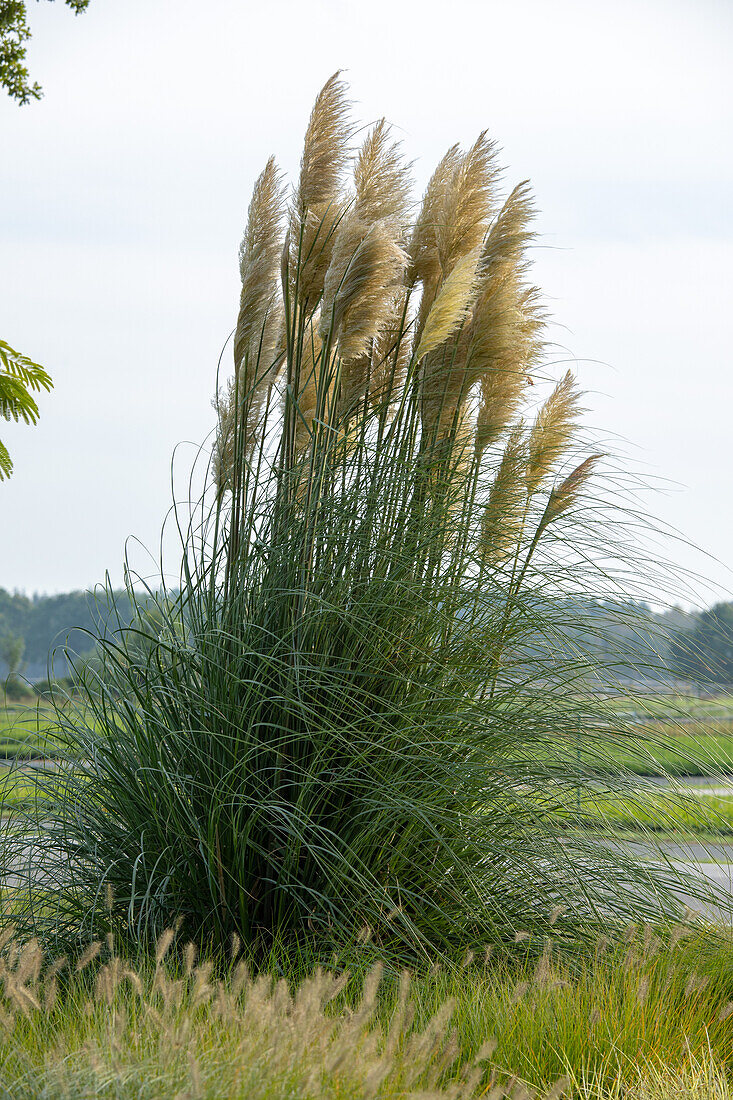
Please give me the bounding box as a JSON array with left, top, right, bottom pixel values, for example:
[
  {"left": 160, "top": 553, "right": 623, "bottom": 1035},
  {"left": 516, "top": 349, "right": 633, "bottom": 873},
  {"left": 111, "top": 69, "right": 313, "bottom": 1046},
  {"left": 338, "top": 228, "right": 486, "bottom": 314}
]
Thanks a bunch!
[{"left": 1, "top": 0, "right": 731, "bottom": 607}]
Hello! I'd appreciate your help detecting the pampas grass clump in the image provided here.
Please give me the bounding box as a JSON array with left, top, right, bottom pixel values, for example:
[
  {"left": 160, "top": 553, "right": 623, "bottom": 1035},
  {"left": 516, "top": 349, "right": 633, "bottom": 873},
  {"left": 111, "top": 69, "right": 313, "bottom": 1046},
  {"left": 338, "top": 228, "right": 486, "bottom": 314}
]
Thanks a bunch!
[{"left": 1, "top": 76, "right": 717, "bottom": 963}]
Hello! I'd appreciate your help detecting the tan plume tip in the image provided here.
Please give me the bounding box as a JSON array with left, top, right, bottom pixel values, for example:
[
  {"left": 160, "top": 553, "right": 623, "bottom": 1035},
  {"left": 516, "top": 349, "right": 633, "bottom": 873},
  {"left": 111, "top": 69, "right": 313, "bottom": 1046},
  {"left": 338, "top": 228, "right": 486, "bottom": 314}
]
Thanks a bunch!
[
  {"left": 435, "top": 131, "right": 501, "bottom": 277},
  {"left": 233, "top": 156, "right": 286, "bottom": 375},
  {"left": 480, "top": 180, "right": 537, "bottom": 276},
  {"left": 480, "top": 425, "right": 528, "bottom": 564},
  {"left": 539, "top": 454, "right": 600, "bottom": 532},
  {"left": 354, "top": 119, "right": 412, "bottom": 226},
  {"left": 525, "top": 371, "right": 584, "bottom": 494},
  {"left": 472, "top": 279, "right": 546, "bottom": 459},
  {"left": 415, "top": 249, "right": 480, "bottom": 361},
  {"left": 215, "top": 154, "right": 287, "bottom": 482},
  {"left": 411, "top": 134, "right": 500, "bottom": 347},
  {"left": 321, "top": 215, "right": 408, "bottom": 363},
  {"left": 297, "top": 72, "right": 352, "bottom": 213},
  {"left": 407, "top": 144, "right": 462, "bottom": 289},
  {"left": 288, "top": 74, "right": 352, "bottom": 305}
]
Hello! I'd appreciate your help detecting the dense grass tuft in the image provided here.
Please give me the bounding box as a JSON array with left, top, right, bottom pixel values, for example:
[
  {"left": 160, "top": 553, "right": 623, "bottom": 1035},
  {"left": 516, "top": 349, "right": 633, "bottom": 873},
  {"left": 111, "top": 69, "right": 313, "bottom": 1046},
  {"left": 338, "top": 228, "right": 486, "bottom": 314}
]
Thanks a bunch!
[{"left": 1, "top": 77, "right": 726, "bottom": 962}]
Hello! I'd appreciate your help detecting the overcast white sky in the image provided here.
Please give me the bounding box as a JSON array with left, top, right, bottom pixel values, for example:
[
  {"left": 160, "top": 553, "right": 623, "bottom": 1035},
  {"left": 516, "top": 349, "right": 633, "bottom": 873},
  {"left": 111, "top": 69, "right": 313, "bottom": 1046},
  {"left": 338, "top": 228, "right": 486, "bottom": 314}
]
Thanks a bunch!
[{"left": 1, "top": 0, "right": 731, "bottom": 605}]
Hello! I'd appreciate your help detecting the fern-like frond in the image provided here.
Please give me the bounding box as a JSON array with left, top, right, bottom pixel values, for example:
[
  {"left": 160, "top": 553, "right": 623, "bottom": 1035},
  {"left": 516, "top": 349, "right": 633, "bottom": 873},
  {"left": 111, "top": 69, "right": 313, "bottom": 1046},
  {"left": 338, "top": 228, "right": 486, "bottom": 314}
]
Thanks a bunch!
[
  {"left": 0, "top": 340, "right": 53, "bottom": 393},
  {"left": 0, "top": 339, "right": 53, "bottom": 480},
  {"left": 0, "top": 372, "right": 40, "bottom": 424},
  {"left": 0, "top": 438, "right": 12, "bottom": 480}
]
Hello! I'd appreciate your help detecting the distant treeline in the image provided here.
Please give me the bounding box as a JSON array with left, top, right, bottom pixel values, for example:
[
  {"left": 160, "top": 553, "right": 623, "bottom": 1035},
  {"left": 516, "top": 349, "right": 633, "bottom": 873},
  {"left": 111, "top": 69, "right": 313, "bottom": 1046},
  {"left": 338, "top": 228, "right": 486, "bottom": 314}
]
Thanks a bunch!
[
  {"left": 0, "top": 587, "right": 139, "bottom": 680},
  {"left": 1, "top": 584, "right": 731, "bottom": 687}
]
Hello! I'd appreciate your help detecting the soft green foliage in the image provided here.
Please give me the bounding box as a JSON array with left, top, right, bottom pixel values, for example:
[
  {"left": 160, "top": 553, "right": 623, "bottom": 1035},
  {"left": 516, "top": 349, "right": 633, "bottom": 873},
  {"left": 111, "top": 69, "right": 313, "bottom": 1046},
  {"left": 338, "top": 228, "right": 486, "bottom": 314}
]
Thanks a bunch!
[
  {"left": 0, "top": 0, "right": 90, "bottom": 105},
  {"left": 0, "top": 341, "right": 53, "bottom": 480},
  {"left": 3, "top": 77, "right": 725, "bottom": 964},
  {"left": 0, "top": 929, "right": 731, "bottom": 1098}
]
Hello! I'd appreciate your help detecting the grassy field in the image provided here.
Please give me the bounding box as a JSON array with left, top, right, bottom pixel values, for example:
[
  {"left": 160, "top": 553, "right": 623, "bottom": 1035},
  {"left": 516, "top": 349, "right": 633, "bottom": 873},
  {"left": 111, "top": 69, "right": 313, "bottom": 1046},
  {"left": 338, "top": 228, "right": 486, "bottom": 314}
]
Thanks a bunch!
[
  {"left": 0, "top": 927, "right": 731, "bottom": 1098},
  {"left": 598, "top": 726, "right": 733, "bottom": 777},
  {"left": 0, "top": 702, "right": 59, "bottom": 760},
  {"left": 3, "top": 695, "right": 733, "bottom": 842}
]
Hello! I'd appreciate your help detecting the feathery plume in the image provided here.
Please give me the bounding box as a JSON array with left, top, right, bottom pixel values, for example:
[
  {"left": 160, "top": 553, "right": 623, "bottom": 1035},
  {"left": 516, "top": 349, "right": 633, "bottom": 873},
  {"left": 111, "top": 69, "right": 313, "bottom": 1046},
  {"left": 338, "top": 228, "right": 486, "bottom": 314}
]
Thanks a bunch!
[
  {"left": 435, "top": 132, "right": 501, "bottom": 278},
  {"left": 526, "top": 371, "right": 584, "bottom": 493},
  {"left": 234, "top": 156, "right": 286, "bottom": 377},
  {"left": 537, "top": 454, "right": 600, "bottom": 536},
  {"left": 479, "top": 180, "right": 536, "bottom": 275},
  {"left": 472, "top": 281, "right": 546, "bottom": 459},
  {"left": 415, "top": 249, "right": 480, "bottom": 362},
  {"left": 216, "top": 156, "right": 286, "bottom": 483},
  {"left": 480, "top": 425, "right": 527, "bottom": 563},
  {"left": 469, "top": 182, "right": 544, "bottom": 459},
  {"left": 293, "top": 318, "right": 327, "bottom": 454},
  {"left": 411, "top": 134, "right": 500, "bottom": 355},
  {"left": 354, "top": 120, "right": 412, "bottom": 226},
  {"left": 298, "top": 73, "right": 351, "bottom": 212},
  {"left": 408, "top": 144, "right": 461, "bottom": 290},
  {"left": 368, "top": 287, "right": 412, "bottom": 414},
  {"left": 289, "top": 73, "right": 352, "bottom": 305},
  {"left": 321, "top": 215, "right": 407, "bottom": 364}
]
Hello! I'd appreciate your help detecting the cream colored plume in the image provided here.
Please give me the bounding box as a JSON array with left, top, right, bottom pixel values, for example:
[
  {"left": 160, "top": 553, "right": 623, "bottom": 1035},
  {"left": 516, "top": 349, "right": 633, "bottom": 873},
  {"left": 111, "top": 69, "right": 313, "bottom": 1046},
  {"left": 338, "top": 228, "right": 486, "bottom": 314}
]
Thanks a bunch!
[
  {"left": 468, "top": 181, "right": 545, "bottom": 460},
  {"left": 293, "top": 318, "right": 327, "bottom": 455},
  {"left": 297, "top": 73, "right": 351, "bottom": 211},
  {"left": 472, "top": 279, "right": 546, "bottom": 459},
  {"left": 233, "top": 156, "right": 286, "bottom": 383},
  {"left": 479, "top": 181, "right": 536, "bottom": 275},
  {"left": 368, "top": 287, "right": 411, "bottom": 415},
  {"left": 354, "top": 120, "right": 412, "bottom": 226},
  {"left": 408, "top": 145, "right": 459, "bottom": 273},
  {"left": 415, "top": 249, "right": 480, "bottom": 362},
  {"left": 526, "top": 371, "right": 584, "bottom": 494},
  {"left": 435, "top": 132, "right": 500, "bottom": 277},
  {"left": 480, "top": 425, "right": 527, "bottom": 564},
  {"left": 538, "top": 454, "right": 600, "bottom": 534},
  {"left": 215, "top": 156, "right": 285, "bottom": 484},
  {"left": 288, "top": 74, "right": 352, "bottom": 305},
  {"left": 320, "top": 215, "right": 408, "bottom": 364},
  {"left": 410, "top": 134, "right": 500, "bottom": 350}
]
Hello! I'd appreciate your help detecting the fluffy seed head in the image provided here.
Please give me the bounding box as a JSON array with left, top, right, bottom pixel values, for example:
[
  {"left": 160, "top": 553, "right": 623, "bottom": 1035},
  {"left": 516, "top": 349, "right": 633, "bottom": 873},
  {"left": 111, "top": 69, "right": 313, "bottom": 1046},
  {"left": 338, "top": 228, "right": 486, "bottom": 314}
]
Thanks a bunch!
[
  {"left": 480, "top": 425, "right": 527, "bottom": 563},
  {"left": 354, "top": 120, "right": 412, "bottom": 226},
  {"left": 216, "top": 156, "right": 286, "bottom": 483},
  {"left": 321, "top": 215, "right": 408, "bottom": 363},
  {"left": 526, "top": 371, "right": 584, "bottom": 493},
  {"left": 537, "top": 454, "right": 600, "bottom": 535},
  {"left": 290, "top": 74, "right": 352, "bottom": 305},
  {"left": 416, "top": 249, "right": 480, "bottom": 362}
]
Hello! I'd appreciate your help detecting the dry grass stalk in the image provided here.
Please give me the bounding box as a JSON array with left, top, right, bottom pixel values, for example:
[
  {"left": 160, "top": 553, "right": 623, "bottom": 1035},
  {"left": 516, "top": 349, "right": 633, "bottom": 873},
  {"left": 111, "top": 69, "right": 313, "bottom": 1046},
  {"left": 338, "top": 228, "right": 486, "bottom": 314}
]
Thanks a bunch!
[{"left": 470, "top": 181, "right": 545, "bottom": 459}]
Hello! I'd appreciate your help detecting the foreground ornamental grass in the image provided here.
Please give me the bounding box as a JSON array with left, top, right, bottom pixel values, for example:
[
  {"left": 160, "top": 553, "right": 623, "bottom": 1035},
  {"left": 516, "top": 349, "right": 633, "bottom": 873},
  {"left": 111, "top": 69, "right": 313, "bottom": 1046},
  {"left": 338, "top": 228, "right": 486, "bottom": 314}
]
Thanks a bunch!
[{"left": 0, "top": 927, "right": 732, "bottom": 1098}]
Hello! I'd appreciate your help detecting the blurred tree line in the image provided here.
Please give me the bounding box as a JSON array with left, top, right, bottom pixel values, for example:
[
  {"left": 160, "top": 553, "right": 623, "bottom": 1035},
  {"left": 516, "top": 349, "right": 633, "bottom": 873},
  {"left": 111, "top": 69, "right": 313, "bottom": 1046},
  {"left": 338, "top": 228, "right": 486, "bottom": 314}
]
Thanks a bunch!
[{"left": 2, "top": 584, "right": 732, "bottom": 692}]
